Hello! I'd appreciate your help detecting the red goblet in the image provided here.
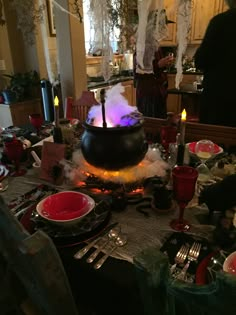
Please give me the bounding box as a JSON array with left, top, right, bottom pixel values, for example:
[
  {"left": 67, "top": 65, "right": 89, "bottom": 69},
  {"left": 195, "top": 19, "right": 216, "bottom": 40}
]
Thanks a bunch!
[
  {"left": 29, "top": 113, "right": 43, "bottom": 135},
  {"left": 170, "top": 166, "right": 198, "bottom": 231},
  {"left": 4, "top": 137, "right": 26, "bottom": 176},
  {"left": 160, "top": 125, "right": 177, "bottom": 156}
]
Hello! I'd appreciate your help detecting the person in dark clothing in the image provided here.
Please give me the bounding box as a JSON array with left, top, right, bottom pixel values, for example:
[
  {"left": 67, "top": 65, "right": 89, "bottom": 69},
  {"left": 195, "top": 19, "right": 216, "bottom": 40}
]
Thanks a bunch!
[
  {"left": 194, "top": 0, "right": 236, "bottom": 127},
  {"left": 134, "top": 49, "right": 173, "bottom": 118}
]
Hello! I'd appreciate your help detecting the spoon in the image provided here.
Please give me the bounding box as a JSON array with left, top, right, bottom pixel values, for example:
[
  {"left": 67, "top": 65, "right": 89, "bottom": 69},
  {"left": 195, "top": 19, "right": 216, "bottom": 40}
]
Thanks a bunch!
[
  {"left": 94, "top": 234, "right": 127, "bottom": 269},
  {"left": 86, "top": 226, "right": 121, "bottom": 264}
]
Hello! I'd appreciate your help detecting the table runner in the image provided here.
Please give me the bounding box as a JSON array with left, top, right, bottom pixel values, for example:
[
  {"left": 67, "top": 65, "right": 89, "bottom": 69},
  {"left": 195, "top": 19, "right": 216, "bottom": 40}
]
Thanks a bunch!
[{"left": 1, "top": 168, "right": 215, "bottom": 264}]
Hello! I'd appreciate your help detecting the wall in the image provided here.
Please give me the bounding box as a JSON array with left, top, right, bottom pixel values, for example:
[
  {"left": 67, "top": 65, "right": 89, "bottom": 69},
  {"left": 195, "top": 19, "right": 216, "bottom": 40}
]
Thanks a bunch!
[
  {"left": 0, "top": 0, "right": 58, "bottom": 90},
  {"left": 0, "top": 2, "right": 14, "bottom": 90}
]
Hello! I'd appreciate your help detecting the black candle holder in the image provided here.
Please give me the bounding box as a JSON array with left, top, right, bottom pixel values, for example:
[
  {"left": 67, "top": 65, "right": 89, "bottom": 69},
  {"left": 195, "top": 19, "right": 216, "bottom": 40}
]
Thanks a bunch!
[
  {"left": 100, "top": 89, "right": 107, "bottom": 128},
  {"left": 176, "top": 144, "right": 185, "bottom": 166}
]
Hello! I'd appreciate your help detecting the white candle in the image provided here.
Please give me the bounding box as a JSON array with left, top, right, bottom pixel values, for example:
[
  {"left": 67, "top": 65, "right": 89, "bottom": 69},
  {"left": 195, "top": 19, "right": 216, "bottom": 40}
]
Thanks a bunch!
[{"left": 31, "top": 150, "right": 41, "bottom": 166}]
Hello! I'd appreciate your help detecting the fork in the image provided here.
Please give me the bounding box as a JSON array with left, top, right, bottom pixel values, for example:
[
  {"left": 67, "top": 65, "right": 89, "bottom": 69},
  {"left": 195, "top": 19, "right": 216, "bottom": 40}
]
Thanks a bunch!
[
  {"left": 177, "top": 242, "right": 202, "bottom": 280},
  {"left": 170, "top": 244, "right": 189, "bottom": 275}
]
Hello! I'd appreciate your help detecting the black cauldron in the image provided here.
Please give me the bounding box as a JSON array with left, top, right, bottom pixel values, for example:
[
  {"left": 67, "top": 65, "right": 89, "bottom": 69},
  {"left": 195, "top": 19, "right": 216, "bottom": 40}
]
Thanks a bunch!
[{"left": 81, "top": 122, "right": 148, "bottom": 170}]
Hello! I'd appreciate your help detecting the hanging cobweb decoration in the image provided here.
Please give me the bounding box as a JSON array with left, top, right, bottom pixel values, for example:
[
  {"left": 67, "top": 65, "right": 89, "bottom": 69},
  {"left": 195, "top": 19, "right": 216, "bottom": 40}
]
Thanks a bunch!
[
  {"left": 89, "top": 0, "right": 112, "bottom": 81},
  {"left": 136, "top": 0, "right": 167, "bottom": 74},
  {"left": 175, "top": 0, "right": 193, "bottom": 88}
]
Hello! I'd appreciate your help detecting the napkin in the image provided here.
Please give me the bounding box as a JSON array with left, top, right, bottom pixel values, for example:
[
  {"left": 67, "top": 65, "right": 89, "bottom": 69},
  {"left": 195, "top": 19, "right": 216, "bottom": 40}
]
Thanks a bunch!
[{"left": 160, "top": 232, "right": 211, "bottom": 279}]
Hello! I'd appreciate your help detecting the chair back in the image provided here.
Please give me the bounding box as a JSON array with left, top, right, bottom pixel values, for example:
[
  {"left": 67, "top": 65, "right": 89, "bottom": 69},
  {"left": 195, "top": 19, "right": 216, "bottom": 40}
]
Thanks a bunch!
[
  {"left": 72, "top": 91, "right": 99, "bottom": 123},
  {"left": 143, "top": 116, "right": 236, "bottom": 151},
  {"left": 0, "top": 196, "right": 79, "bottom": 315},
  {"left": 65, "top": 96, "right": 74, "bottom": 119}
]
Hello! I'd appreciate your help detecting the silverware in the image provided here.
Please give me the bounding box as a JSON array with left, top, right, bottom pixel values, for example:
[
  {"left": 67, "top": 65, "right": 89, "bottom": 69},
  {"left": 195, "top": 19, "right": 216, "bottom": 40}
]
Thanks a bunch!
[
  {"left": 94, "top": 234, "right": 127, "bottom": 270},
  {"left": 14, "top": 191, "right": 52, "bottom": 218},
  {"left": 73, "top": 222, "right": 119, "bottom": 259},
  {"left": 11, "top": 189, "right": 43, "bottom": 214},
  {"left": 86, "top": 226, "right": 121, "bottom": 263},
  {"left": 170, "top": 244, "right": 189, "bottom": 275},
  {"left": 177, "top": 242, "right": 202, "bottom": 280}
]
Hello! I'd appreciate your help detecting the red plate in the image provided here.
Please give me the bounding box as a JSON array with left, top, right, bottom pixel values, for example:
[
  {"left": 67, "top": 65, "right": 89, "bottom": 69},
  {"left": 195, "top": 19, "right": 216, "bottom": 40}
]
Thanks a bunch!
[
  {"left": 188, "top": 142, "right": 223, "bottom": 155},
  {"left": 195, "top": 251, "right": 218, "bottom": 285}
]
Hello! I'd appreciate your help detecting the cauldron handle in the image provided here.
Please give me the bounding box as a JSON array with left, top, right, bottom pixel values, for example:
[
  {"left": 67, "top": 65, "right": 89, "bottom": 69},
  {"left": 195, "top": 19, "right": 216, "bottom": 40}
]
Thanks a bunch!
[{"left": 100, "top": 89, "right": 107, "bottom": 128}]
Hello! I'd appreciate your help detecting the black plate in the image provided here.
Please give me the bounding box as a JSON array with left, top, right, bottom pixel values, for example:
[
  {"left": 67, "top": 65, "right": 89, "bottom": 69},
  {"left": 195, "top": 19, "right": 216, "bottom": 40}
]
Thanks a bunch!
[{"left": 29, "top": 199, "right": 111, "bottom": 248}]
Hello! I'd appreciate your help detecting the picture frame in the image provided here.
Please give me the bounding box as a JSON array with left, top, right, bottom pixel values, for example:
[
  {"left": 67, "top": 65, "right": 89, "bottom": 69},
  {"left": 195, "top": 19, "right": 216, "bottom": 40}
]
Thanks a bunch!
[{"left": 47, "top": 0, "right": 56, "bottom": 36}]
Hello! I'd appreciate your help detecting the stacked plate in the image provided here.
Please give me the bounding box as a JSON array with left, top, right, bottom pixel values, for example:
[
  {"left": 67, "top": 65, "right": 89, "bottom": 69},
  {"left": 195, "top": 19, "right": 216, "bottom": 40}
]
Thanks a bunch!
[
  {"left": 36, "top": 191, "right": 96, "bottom": 226},
  {"left": 32, "top": 191, "right": 111, "bottom": 247}
]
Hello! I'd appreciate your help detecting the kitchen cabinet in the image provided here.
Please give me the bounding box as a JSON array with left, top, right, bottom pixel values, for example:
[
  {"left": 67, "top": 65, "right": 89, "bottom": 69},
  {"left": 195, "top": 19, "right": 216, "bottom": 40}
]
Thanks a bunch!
[
  {"left": 167, "top": 74, "right": 199, "bottom": 115},
  {"left": 0, "top": 98, "right": 43, "bottom": 128},
  {"left": 121, "top": 80, "right": 136, "bottom": 106},
  {"left": 89, "top": 79, "right": 136, "bottom": 107},
  {"left": 161, "top": 0, "right": 177, "bottom": 46},
  {"left": 190, "top": 0, "right": 221, "bottom": 44},
  {"left": 220, "top": 0, "right": 229, "bottom": 12}
]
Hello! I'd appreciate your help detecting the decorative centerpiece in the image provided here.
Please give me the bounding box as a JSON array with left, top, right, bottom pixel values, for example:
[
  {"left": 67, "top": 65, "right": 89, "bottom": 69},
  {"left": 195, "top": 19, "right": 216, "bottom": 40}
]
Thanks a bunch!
[
  {"left": 63, "top": 84, "right": 169, "bottom": 188},
  {"left": 81, "top": 84, "right": 148, "bottom": 170}
]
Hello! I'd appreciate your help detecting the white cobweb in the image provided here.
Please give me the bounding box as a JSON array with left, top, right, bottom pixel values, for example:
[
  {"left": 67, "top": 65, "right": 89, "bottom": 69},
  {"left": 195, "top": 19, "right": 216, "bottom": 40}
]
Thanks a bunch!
[
  {"left": 136, "top": 0, "right": 167, "bottom": 73},
  {"left": 88, "top": 0, "right": 112, "bottom": 81},
  {"left": 175, "top": 0, "right": 193, "bottom": 88}
]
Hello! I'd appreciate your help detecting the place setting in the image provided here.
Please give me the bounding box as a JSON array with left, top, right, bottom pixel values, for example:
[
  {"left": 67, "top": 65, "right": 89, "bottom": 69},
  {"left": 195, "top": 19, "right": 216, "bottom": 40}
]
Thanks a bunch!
[
  {"left": 31, "top": 190, "right": 112, "bottom": 248},
  {"left": 8, "top": 183, "right": 119, "bottom": 251},
  {"left": 74, "top": 224, "right": 128, "bottom": 270}
]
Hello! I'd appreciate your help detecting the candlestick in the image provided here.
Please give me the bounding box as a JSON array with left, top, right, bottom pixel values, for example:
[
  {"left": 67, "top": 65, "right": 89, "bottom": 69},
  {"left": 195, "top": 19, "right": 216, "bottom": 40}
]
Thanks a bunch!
[
  {"left": 180, "top": 109, "right": 187, "bottom": 145},
  {"left": 176, "top": 144, "right": 185, "bottom": 166},
  {"left": 54, "top": 96, "right": 60, "bottom": 127}
]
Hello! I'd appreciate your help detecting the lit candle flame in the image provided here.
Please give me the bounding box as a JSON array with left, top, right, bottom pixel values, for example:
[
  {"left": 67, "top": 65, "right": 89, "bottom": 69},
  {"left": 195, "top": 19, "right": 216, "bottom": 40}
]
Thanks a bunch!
[
  {"left": 54, "top": 96, "right": 59, "bottom": 107},
  {"left": 181, "top": 108, "right": 187, "bottom": 121}
]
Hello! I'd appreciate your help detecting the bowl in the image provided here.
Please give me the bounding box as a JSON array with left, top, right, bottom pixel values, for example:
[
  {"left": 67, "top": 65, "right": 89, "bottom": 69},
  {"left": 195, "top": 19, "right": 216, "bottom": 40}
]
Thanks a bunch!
[
  {"left": 187, "top": 141, "right": 223, "bottom": 156},
  {"left": 223, "top": 251, "right": 236, "bottom": 275},
  {"left": 36, "top": 191, "right": 95, "bottom": 225}
]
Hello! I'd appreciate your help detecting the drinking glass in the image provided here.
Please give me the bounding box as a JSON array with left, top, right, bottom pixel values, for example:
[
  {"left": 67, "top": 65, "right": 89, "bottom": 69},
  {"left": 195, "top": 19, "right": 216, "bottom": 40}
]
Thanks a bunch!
[
  {"left": 29, "top": 113, "right": 43, "bottom": 135},
  {"left": 170, "top": 166, "right": 198, "bottom": 231},
  {"left": 4, "top": 137, "right": 26, "bottom": 176},
  {"left": 167, "top": 52, "right": 174, "bottom": 72},
  {"left": 160, "top": 125, "right": 177, "bottom": 158},
  {"left": 195, "top": 139, "right": 214, "bottom": 181}
]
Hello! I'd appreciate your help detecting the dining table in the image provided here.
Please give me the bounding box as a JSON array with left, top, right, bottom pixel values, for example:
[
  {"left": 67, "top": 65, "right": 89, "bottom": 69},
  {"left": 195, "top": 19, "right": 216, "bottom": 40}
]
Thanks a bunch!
[{"left": 0, "top": 159, "right": 219, "bottom": 315}]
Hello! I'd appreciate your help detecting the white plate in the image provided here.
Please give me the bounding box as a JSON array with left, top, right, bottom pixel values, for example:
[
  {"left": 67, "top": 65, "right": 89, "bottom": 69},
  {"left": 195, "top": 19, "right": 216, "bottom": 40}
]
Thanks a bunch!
[{"left": 0, "top": 165, "right": 9, "bottom": 177}]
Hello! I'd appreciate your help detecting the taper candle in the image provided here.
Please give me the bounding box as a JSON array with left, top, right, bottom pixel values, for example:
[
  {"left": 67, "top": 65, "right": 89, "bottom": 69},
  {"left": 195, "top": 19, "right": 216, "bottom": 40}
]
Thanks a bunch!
[
  {"left": 54, "top": 96, "right": 60, "bottom": 127},
  {"left": 180, "top": 109, "right": 187, "bottom": 145}
]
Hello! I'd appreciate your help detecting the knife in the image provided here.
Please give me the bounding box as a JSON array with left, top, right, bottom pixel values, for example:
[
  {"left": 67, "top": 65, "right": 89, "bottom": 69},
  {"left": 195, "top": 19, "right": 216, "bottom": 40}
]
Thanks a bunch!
[{"left": 73, "top": 222, "right": 118, "bottom": 260}]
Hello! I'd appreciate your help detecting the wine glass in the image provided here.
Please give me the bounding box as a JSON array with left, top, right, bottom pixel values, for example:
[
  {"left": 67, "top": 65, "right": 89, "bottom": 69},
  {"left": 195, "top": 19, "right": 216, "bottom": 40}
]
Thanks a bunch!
[
  {"left": 170, "top": 166, "right": 198, "bottom": 231},
  {"left": 160, "top": 125, "right": 177, "bottom": 158},
  {"left": 167, "top": 52, "right": 174, "bottom": 72},
  {"left": 29, "top": 113, "right": 43, "bottom": 136},
  {"left": 4, "top": 137, "right": 26, "bottom": 176},
  {"left": 195, "top": 139, "right": 214, "bottom": 182}
]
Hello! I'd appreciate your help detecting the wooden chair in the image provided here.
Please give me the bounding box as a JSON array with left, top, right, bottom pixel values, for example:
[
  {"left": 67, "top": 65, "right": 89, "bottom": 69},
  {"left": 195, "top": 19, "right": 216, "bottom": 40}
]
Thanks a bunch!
[
  {"left": 64, "top": 96, "right": 74, "bottom": 120},
  {"left": 0, "top": 196, "right": 79, "bottom": 315},
  {"left": 143, "top": 116, "right": 236, "bottom": 151},
  {"left": 72, "top": 91, "right": 99, "bottom": 123}
]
